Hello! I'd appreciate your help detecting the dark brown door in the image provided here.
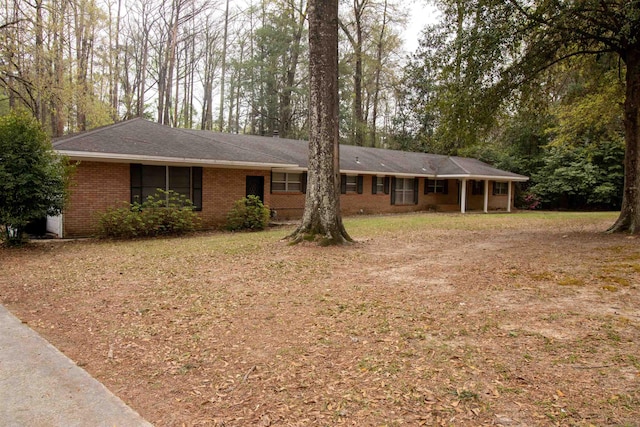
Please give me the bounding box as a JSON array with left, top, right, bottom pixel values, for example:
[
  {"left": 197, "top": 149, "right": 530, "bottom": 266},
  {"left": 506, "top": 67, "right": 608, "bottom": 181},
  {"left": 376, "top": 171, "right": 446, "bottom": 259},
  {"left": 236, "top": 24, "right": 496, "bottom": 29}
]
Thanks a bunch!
[{"left": 246, "top": 176, "right": 265, "bottom": 202}]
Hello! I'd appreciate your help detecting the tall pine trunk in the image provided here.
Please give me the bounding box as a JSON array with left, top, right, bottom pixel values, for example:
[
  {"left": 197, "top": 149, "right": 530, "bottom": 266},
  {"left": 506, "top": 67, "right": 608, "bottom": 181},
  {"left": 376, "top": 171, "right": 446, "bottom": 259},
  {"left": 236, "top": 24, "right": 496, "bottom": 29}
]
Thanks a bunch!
[
  {"left": 218, "top": 0, "right": 230, "bottom": 131},
  {"left": 279, "top": 0, "right": 306, "bottom": 138},
  {"left": 371, "top": 0, "right": 388, "bottom": 147},
  {"left": 609, "top": 49, "right": 640, "bottom": 233},
  {"left": 288, "top": 0, "right": 352, "bottom": 245}
]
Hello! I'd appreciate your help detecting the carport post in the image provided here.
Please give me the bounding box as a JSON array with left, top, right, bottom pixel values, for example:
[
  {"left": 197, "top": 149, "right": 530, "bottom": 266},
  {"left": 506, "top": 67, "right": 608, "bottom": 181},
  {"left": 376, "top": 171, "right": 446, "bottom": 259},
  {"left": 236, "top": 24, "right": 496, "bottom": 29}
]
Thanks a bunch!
[
  {"left": 460, "top": 178, "right": 467, "bottom": 213},
  {"left": 483, "top": 179, "right": 489, "bottom": 213},
  {"left": 507, "top": 181, "right": 512, "bottom": 212}
]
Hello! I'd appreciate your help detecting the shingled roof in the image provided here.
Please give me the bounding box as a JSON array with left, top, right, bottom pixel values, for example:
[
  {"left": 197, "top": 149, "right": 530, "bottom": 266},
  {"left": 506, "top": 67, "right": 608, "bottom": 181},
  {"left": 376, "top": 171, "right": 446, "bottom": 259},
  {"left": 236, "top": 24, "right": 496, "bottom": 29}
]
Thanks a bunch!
[{"left": 53, "top": 118, "right": 528, "bottom": 181}]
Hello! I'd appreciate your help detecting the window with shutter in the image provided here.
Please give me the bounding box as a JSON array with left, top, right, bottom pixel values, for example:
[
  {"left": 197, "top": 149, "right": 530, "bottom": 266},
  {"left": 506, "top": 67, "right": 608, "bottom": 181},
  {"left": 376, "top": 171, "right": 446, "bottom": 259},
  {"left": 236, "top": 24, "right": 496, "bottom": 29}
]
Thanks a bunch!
[
  {"left": 426, "top": 179, "right": 448, "bottom": 194},
  {"left": 130, "top": 164, "right": 202, "bottom": 210},
  {"left": 393, "top": 178, "right": 416, "bottom": 205},
  {"left": 493, "top": 181, "right": 508, "bottom": 195},
  {"left": 271, "top": 172, "right": 302, "bottom": 192}
]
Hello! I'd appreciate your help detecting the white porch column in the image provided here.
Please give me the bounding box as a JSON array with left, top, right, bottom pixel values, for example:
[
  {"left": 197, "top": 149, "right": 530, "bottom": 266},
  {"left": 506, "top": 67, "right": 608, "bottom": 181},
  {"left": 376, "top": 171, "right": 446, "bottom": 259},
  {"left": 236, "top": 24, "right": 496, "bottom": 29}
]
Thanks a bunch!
[
  {"left": 507, "top": 181, "right": 512, "bottom": 213},
  {"left": 460, "top": 178, "right": 467, "bottom": 213},
  {"left": 483, "top": 179, "right": 489, "bottom": 213}
]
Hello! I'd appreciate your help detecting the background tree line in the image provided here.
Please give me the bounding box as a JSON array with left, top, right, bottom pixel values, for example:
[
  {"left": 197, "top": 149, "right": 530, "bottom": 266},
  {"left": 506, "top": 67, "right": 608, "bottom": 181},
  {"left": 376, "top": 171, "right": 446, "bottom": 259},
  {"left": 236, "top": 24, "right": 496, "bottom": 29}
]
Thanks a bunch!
[
  {"left": 394, "top": 0, "right": 634, "bottom": 214},
  {"left": 2, "top": 0, "right": 637, "bottom": 217},
  {"left": 0, "top": 0, "right": 407, "bottom": 145}
]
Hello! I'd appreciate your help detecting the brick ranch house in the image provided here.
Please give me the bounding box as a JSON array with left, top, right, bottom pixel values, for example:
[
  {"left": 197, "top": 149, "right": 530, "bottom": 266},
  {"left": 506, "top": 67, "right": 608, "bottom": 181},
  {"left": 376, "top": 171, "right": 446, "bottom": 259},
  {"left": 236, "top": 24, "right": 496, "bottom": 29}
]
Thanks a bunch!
[{"left": 48, "top": 119, "right": 528, "bottom": 238}]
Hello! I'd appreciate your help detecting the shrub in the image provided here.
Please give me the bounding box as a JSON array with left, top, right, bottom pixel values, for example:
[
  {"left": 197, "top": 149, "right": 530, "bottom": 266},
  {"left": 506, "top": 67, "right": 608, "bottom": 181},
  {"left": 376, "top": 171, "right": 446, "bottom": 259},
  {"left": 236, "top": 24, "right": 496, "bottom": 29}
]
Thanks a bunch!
[
  {"left": 520, "top": 192, "right": 541, "bottom": 210},
  {"left": 97, "top": 190, "right": 200, "bottom": 238},
  {"left": 0, "top": 111, "right": 71, "bottom": 246},
  {"left": 226, "top": 195, "right": 270, "bottom": 231}
]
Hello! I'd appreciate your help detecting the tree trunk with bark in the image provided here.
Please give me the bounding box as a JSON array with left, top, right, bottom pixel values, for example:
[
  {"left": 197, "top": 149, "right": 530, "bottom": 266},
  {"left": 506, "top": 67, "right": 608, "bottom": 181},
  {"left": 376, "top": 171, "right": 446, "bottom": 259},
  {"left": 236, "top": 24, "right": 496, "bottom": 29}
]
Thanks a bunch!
[
  {"left": 288, "top": 0, "right": 352, "bottom": 245},
  {"left": 609, "top": 48, "right": 640, "bottom": 233},
  {"left": 339, "top": 0, "right": 367, "bottom": 146},
  {"left": 218, "top": 0, "right": 230, "bottom": 132},
  {"left": 279, "top": 0, "right": 307, "bottom": 138},
  {"left": 370, "top": 0, "right": 388, "bottom": 147}
]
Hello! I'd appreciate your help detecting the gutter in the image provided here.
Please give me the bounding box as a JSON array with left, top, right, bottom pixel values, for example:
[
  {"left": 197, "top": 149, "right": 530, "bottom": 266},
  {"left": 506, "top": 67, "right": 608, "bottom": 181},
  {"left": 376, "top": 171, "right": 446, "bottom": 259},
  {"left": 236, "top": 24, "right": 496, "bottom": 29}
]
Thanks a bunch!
[
  {"left": 436, "top": 174, "right": 530, "bottom": 182},
  {"left": 55, "top": 150, "right": 299, "bottom": 169}
]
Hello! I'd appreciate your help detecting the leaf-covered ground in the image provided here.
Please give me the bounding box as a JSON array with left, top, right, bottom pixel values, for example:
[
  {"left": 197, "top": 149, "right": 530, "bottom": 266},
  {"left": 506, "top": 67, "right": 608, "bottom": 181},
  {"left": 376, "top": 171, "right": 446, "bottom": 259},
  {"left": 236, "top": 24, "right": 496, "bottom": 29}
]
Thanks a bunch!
[{"left": 1, "top": 212, "right": 639, "bottom": 426}]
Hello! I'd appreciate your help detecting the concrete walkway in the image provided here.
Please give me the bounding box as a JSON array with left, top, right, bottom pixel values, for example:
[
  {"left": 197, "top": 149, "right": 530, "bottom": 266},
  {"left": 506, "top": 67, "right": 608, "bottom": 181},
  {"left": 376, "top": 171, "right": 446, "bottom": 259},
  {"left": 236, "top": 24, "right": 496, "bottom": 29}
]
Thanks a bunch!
[{"left": 0, "top": 305, "right": 153, "bottom": 427}]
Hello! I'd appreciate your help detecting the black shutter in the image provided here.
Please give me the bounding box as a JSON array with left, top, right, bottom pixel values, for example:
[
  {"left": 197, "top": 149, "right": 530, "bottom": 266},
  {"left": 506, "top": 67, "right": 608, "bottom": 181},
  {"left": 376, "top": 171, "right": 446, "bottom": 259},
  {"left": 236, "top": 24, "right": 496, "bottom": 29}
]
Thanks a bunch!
[
  {"left": 340, "top": 174, "right": 347, "bottom": 194},
  {"left": 372, "top": 176, "right": 378, "bottom": 194},
  {"left": 192, "top": 167, "right": 203, "bottom": 211},
  {"left": 390, "top": 177, "right": 396, "bottom": 205},
  {"left": 270, "top": 171, "right": 274, "bottom": 194},
  {"left": 384, "top": 176, "right": 390, "bottom": 194},
  {"left": 130, "top": 164, "right": 142, "bottom": 204},
  {"left": 413, "top": 177, "right": 419, "bottom": 204},
  {"left": 443, "top": 179, "right": 449, "bottom": 195},
  {"left": 357, "top": 175, "right": 364, "bottom": 194},
  {"left": 301, "top": 172, "right": 308, "bottom": 193},
  {"left": 424, "top": 178, "right": 430, "bottom": 195}
]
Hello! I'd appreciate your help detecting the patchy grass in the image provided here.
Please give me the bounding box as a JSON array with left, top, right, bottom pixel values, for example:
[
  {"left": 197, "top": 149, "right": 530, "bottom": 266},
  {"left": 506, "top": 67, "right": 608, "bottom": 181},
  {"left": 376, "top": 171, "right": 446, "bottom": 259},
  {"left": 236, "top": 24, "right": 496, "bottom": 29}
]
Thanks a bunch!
[{"left": 1, "top": 211, "right": 639, "bottom": 426}]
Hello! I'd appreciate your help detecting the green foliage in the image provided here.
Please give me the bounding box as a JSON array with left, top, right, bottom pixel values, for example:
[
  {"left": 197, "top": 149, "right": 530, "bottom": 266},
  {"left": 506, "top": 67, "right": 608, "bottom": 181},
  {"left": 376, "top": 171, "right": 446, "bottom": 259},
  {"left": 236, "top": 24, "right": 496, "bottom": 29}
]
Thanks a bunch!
[
  {"left": 0, "top": 111, "right": 70, "bottom": 246},
  {"left": 393, "top": 0, "right": 524, "bottom": 154},
  {"left": 225, "top": 195, "right": 270, "bottom": 231},
  {"left": 528, "top": 58, "right": 625, "bottom": 210},
  {"left": 531, "top": 140, "right": 624, "bottom": 209},
  {"left": 97, "top": 190, "right": 200, "bottom": 239}
]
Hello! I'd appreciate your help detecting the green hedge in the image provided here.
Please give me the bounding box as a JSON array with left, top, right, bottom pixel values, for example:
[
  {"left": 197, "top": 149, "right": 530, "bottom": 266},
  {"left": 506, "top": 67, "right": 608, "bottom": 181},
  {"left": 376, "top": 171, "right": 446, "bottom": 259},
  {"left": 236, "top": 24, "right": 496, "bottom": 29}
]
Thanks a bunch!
[
  {"left": 98, "top": 190, "right": 200, "bottom": 238},
  {"left": 225, "top": 195, "right": 270, "bottom": 231}
]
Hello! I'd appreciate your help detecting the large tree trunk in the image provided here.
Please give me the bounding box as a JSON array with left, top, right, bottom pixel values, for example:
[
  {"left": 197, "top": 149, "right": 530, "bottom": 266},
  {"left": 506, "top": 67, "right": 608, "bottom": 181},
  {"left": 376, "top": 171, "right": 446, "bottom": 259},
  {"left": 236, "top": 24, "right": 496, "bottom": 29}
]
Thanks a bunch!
[
  {"left": 288, "top": 0, "right": 352, "bottom": 245},
  {"left": 609, "top": 49, "right": 640, "bottom": 234}
]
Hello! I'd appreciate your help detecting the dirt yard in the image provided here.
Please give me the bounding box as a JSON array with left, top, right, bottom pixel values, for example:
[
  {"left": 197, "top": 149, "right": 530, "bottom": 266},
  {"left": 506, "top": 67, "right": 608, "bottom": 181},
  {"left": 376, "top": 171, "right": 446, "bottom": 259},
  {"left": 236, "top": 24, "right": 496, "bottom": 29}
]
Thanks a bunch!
[{"left": 1, "top": 212, "right": 639, "bottom": 426}]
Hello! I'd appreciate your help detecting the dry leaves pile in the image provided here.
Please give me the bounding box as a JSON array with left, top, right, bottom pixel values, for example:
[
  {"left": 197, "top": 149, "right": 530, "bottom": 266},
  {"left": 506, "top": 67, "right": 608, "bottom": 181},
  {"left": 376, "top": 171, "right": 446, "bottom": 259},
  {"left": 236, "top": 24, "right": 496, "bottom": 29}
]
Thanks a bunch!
[{"left": 1, "top": 212, "right": 639, "bottom": 426}]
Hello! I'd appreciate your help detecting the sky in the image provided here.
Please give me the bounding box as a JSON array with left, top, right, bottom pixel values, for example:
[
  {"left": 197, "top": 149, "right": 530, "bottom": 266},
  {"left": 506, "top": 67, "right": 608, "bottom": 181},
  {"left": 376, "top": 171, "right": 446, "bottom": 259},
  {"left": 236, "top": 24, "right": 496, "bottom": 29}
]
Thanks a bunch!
[
  {"left": 223, "top": 0, "right": 439, "bottom": 55},
  {"left": 402, "top": 1, "right": 440, "bottom": 53}
]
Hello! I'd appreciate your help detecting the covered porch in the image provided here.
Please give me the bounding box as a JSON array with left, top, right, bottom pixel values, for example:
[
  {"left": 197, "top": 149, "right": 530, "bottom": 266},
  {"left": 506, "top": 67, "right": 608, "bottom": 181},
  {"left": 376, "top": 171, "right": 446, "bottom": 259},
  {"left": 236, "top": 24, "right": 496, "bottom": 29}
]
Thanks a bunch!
[{"left": 433, "top": 177, "right": 528, "bottom": 213}]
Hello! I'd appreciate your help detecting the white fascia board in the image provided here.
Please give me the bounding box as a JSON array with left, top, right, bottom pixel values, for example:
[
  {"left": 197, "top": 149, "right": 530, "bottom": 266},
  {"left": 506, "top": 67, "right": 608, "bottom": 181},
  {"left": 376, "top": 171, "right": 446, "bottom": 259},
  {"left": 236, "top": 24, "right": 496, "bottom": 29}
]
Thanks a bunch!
[
  {"left": 272, "top": 167, "right": 435, "bottom": 178},
  {"left": 340, "top": 169, "right": 434, "bottom": 178},
  {"left": 271, "top": 167, "right": 307, "bottom": 173},
  {"left": 436, "top": 174, "right": 529, "bottom": 182},
  {"left": 57, "top": 150, "right": 299, "bottom": 169}
]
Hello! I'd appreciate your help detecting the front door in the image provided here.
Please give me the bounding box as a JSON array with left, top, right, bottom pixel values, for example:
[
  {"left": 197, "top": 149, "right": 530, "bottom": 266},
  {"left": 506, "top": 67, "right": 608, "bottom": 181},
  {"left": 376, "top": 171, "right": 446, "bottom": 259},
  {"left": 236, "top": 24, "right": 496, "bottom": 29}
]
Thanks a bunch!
[{"left": 246, "top": 176, "right": 265, "bottom": 202}]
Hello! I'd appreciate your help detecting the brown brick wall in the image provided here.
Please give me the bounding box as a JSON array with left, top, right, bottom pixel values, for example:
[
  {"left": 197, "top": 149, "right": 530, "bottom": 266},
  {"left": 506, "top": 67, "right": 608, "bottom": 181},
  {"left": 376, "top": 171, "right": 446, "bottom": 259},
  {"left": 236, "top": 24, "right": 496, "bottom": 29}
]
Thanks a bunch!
[
  {"left": 269, "top": 192, "right": 306, "bottom": 220},
  {"left": 64, "top": 161, "right": 130, "bottom": 237},
  {"left": 199, "top": 168, "right": 271, "bottom": 228},
  {"left": 63, "top": 164, "right": 514, "bottom": 237},
  {"left": 269, "top": 177, "right": 485, "bottom": 219},
  {"left": 64, "top": 163, "right": 274, "bottom": 236}
]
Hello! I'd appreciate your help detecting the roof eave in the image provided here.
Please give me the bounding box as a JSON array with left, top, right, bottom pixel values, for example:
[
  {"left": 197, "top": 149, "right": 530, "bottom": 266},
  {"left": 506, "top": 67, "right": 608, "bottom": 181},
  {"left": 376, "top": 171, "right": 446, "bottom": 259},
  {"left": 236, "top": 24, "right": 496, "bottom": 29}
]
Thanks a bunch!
[
  {"left": 436, "top": 174, "right": 529, "bottom": 182},
  {"left": 56, "top": 150, "right": 298, "bottom": 169},
  {"left": 339, "top": 169, "right": 433, "bottom": 178}
]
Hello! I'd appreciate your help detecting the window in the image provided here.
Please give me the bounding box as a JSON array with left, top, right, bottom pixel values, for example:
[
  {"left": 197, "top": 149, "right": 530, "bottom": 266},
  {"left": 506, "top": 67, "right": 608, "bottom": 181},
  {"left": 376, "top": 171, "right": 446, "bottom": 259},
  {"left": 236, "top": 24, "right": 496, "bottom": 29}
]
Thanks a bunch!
[
  {"left": 341, "top": 174, "right": 363, "bottom": 194},
  {"left": 392, "top": 177, "right": 418, "bottom": 205},
  {"left": 345, "top": 175, "right": 358, "bottom": 193},
  {"left": 493, "top": 181, "right": 509, "bottom": 195},
  {"left": 130, "top": 164, "right": 202, "bottom": 210},
  {"left": 372, "top": 176, "right": 389, "bottom": 194},
  {"left": 271, "top": 172, "right": 302, "bottom": 192},
  {"left": 425, "top": 179, "right": 448, "bottom": 194},
  {"left": 472, "top": 180, "right": 485, "bottom": 195}
]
